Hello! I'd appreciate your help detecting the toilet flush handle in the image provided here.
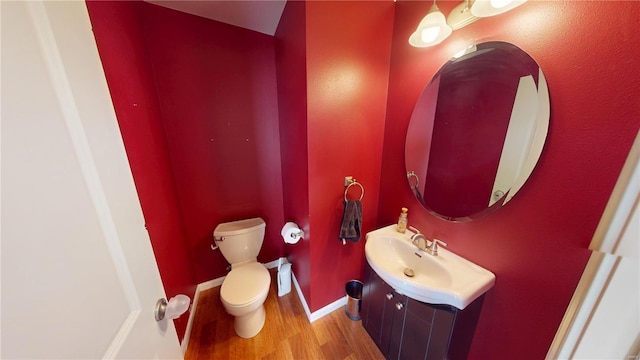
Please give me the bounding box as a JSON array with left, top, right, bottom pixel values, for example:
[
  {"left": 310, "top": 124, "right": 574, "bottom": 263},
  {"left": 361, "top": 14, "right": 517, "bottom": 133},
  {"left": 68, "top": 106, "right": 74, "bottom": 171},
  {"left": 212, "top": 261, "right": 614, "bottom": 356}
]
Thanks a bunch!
[{"left": 211, "top": 234, "right": 225, "bottom": 251}]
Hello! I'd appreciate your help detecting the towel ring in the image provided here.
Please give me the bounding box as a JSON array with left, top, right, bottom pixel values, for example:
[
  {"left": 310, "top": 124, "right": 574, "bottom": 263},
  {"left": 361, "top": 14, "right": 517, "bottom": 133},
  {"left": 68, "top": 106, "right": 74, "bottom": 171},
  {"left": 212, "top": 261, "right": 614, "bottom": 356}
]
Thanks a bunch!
[
  {"left": 407, "top": 171, "right": 419, "bottom": 188},
  {"left": 344, "top": 181, "right": 364, "bottom": 201}
]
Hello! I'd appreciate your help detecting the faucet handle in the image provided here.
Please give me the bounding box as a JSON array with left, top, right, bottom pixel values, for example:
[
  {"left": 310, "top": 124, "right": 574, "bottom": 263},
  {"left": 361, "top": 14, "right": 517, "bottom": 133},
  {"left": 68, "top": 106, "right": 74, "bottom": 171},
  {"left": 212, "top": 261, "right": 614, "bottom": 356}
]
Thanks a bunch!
[
  {"left": 433, "top": 239, "right": 447, "bottom": 247},
  {"left": 429, "top": 239, "right": 448, "bottom": 256}
]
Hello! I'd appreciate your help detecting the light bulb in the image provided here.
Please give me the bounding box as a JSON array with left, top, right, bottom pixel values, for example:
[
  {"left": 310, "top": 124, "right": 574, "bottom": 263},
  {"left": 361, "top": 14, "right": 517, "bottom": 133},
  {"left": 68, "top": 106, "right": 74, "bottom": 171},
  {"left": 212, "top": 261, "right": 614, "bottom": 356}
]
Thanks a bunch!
[
  {"left": 421, "top": 27, "right": 441, "bottom": 43},
  {"left": 471, "top": 0, "right": 527, "bottom": 17},
  {"left": 408, "top": 3, "right": 452, "bottom": 47},
  {"left": 490, "top": 0, "right": 513, "bottom": 9}
]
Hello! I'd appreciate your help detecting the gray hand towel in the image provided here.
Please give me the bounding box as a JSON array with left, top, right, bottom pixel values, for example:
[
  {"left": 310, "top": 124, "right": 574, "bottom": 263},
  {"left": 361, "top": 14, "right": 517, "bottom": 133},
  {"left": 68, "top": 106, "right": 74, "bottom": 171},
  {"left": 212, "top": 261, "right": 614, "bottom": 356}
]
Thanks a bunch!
[{"left": 340, "top": 200, "right": 362, "bottom": 242}]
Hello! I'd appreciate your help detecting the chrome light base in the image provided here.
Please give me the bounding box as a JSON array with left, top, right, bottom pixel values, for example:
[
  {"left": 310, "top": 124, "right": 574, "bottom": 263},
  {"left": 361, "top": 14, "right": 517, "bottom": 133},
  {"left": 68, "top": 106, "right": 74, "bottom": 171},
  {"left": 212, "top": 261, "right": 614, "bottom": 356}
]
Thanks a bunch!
[{"left": 447, "top": 1, "right": 480, "bottom": 30}]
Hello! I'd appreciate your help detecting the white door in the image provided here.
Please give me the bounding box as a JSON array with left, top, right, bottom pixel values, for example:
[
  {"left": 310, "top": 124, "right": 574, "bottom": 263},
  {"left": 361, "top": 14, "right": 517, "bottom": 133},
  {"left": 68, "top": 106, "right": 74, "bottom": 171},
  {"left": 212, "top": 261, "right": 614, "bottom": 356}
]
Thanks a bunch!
[{"left": 1, "top": 1, "right": 184, "bottom": 358}]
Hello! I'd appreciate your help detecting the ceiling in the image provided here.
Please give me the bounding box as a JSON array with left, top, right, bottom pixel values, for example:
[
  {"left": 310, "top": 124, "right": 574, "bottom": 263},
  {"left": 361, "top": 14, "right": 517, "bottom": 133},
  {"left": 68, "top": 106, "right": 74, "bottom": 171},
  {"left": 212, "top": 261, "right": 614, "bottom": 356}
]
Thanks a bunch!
[{"left": 145, "top": 0, "right": 287, "bottom": 36}]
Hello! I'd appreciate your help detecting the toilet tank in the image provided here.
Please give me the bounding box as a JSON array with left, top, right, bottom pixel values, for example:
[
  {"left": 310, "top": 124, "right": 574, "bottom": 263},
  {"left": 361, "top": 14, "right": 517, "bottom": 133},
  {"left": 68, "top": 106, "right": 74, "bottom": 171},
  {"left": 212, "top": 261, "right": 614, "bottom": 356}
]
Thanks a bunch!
[{"left": 213, "top": 217, "right": 266, "bottom": 265}]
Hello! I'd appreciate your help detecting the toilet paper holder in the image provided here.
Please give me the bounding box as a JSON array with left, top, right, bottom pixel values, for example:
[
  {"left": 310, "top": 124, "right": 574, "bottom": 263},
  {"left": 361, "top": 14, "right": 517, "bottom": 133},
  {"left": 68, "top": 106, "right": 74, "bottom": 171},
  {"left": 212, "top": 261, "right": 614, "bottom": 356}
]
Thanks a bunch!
[
  {"left": 289, "top": 229, "right": 304, "bottom": 239},
  {"left": 281, "top": 222, "right": 304, "bottom": 244}
]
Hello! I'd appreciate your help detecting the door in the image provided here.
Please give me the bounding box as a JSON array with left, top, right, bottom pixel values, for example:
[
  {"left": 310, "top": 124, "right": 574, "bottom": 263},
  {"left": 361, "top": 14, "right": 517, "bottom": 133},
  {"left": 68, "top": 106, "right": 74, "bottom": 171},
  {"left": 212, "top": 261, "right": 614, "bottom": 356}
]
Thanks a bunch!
[{"left": 1, "top": 1, "right": 183, "bottom": 358}]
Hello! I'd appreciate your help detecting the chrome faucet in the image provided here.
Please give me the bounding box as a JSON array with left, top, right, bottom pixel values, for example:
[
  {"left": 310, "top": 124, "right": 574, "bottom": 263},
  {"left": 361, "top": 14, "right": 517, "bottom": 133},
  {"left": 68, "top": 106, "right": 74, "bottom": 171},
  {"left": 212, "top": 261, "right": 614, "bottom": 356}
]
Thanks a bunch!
[
  {"left": 410, "top": 231, "right": 429, "bottom": 251},
  {"left": 409, "top": 227, "right": 448, "bottom": 256}
]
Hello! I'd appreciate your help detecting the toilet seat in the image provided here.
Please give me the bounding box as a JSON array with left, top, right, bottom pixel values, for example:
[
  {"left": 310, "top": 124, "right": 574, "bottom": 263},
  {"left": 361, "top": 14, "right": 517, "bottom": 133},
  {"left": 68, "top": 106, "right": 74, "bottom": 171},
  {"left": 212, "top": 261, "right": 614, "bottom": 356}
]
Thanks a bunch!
[{"left": 221, "top": 262, "right": 270, "bottom": 307}]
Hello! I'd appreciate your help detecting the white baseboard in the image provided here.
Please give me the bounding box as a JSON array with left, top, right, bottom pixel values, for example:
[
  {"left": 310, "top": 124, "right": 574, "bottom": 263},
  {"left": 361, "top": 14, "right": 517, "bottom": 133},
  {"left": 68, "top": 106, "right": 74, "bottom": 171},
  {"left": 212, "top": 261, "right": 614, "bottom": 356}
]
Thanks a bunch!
[
  {"left": 290, "top": 271, "right": 312, "bottom": 319},
  {"left": 180, "top": 276, "right": 226, "bottom": 353},
  {"left": 310, "top": 294, "right": 347, "bottom": 323},
  {"left": 180, "top": 291, "right": 198, "bottom": 353},
  {"left": 291, "top": 270, "right": 347, "bottom": 323},
  {"left": 181, "top": 257, "right": 346, "bottom": 352},
  {"left": 264, "top": 258, "right": 282, "bottom": 269}
]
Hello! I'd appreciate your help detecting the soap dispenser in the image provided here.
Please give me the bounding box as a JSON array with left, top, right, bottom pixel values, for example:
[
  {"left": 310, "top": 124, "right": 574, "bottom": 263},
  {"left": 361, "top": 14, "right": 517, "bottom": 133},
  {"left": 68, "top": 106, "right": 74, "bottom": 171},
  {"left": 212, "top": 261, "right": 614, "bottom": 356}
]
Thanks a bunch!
[{"left": 397, "top": 207, "right": 408, "bottom": 233}]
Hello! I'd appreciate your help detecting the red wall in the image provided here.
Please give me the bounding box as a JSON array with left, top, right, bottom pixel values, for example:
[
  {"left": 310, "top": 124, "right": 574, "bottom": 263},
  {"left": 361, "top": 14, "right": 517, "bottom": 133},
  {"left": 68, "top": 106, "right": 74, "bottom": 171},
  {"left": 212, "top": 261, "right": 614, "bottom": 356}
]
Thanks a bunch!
[
  {"left": 276, "top": 1, "right": 395, "bottom": 312},
  {"left": 140, "top": 3, "right": 285, "bottom": 283},
  {"left": 304, "top": 1, "right": 395, "bottom": 311},
  {"left": 379, "top": 1, "right": 640, "bottom": 359},
  {"left": 86, "top": 1, "right": 196, "bottom": 340},
  {"left": 275, "top": 1, "right": 312, "bottom": 302},
  {"left": 87, "top": 0, "right": 286, "bottom": 339}
]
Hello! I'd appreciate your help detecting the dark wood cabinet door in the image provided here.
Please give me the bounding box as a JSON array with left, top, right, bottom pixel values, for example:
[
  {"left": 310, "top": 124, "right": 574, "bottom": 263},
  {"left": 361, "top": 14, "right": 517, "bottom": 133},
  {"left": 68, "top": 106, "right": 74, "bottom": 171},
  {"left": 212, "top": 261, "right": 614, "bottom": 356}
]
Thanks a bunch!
[
  {"left": 393, "top": 299, "right": 457, "bottom": 360},
  {"left": 380, "top": 279, "right": 397, "bottom": 356},
  {"left": 362, "top": 263, "right": 374, "bottom": 330},
  {"left": 426, "top": 306, "right": 455, "bottom": 359},
  {"left": 386, "top": 293, "right": 407, "bottom": 360},
  {"left": 363, "top": 263, "right": 395, "bottom": 354},
  {"left": 396, "top": 297, "right": 433, "bottom": 360}
]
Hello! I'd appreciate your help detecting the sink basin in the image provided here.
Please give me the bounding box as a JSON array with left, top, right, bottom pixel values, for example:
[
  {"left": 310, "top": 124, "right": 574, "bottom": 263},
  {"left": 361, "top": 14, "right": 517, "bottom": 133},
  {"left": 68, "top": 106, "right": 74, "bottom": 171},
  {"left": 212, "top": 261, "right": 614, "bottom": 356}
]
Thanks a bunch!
[{"left": 365, "top": 225, "right": 495, "bottom": 309}]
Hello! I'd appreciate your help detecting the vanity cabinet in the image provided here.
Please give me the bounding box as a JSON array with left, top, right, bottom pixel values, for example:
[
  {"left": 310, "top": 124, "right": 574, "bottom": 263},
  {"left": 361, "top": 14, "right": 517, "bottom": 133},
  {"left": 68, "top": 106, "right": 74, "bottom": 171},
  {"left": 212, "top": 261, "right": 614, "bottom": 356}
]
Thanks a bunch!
[{"left": 362, "top": 263, "right": 484, "bottom": 360}]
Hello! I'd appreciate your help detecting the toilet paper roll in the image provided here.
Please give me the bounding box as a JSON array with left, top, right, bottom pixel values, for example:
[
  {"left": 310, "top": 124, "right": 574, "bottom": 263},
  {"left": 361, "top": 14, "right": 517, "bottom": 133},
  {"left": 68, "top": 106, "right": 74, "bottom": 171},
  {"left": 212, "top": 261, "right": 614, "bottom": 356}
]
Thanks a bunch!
[{"left": 281, "top": 222, "right": 303, "bottom": 244}]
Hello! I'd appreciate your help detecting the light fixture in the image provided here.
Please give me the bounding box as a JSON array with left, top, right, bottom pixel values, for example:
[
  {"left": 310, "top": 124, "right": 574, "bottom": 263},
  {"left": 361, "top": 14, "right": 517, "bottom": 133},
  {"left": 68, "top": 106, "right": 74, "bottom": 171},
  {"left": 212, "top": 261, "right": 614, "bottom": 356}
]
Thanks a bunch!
[
  {"left": 471, "top": 0, "right": 527, "bottom": 17},
  {"left": 409, "top": 0, "right": 528, "bottom": 48},
  {"left": 409, "top": 0, "right": 453, "bottom": 47},
  {"left": 447, "top": 0, "right": 479, "bottom": 30}
]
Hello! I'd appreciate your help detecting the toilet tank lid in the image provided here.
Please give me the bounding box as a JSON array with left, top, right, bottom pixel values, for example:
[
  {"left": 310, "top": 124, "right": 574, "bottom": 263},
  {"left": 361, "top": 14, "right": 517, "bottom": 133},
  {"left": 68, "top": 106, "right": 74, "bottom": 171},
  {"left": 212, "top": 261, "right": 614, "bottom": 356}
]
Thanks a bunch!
[{"left": 214, "top": 217, "right": 265, "bottom": 236}]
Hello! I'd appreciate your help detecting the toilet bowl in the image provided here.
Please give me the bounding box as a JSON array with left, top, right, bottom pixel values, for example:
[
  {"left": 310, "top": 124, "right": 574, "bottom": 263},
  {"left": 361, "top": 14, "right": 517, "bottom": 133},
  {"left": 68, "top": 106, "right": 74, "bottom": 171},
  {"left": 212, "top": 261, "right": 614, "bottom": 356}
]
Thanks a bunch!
[
  {"left": 213, "top": 217, "right": 270, "bottom": 338},
  {"left": 220, "top": 262, "right": 270, "bottom": 338}
]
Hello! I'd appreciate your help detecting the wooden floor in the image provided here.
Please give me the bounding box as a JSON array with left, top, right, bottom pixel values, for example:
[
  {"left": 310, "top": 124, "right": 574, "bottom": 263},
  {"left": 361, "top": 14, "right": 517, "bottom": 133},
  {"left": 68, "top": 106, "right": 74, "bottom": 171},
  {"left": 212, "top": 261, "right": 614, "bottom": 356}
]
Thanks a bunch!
[{"left": 184, "top": 268, "right": 385, "bottom": 360}]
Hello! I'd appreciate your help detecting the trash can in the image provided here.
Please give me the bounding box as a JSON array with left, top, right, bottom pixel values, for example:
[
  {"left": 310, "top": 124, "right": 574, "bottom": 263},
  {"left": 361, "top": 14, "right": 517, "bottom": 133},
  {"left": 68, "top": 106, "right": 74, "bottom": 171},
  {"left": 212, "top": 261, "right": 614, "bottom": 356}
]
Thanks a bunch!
[{"left": 345, "top": 280, "right": 363, "bottom": 320}]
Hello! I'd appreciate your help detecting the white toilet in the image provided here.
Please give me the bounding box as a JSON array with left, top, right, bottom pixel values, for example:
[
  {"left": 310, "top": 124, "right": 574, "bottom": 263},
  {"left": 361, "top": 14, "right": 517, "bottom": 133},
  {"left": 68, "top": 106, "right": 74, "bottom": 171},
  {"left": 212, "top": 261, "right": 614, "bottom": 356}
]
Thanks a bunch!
[{"left": 213, "top": 217, "right": 271, "bottom": 338}]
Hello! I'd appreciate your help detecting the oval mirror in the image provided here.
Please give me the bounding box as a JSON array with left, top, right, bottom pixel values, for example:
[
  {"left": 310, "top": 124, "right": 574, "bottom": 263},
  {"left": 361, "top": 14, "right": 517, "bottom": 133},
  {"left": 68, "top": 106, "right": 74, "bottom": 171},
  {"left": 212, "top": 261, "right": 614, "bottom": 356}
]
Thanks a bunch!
[{"left": 405, "top": 41, "right": 549, "bottom": 221}]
